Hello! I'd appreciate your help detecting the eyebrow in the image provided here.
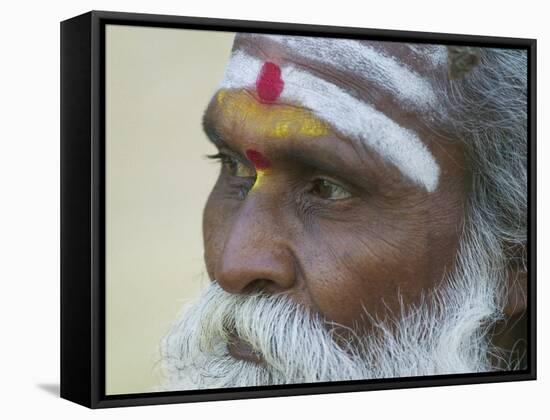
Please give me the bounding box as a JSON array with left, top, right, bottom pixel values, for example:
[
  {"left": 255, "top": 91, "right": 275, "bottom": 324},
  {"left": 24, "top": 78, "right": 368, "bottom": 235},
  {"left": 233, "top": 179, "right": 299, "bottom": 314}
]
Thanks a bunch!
[
  {"left": 218, "top": 50, "right": 441, "bottom": 192},
  {"left": 203, "top": 111, "right": 335, "bottom": 168},
  {"left": 202, "top": 111, "right": 405, "bottom": 188}
]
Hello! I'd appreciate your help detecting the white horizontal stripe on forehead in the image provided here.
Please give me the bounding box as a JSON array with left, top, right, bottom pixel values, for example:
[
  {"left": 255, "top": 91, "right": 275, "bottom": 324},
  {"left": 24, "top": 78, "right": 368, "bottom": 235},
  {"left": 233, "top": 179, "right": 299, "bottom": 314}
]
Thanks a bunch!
[
  {"left": 219, "top": 49, "right": 440, "bottom": 193},
  {"left": 245, "top": 34, "right": 442, "bottom": 113},
  {"left": 406, "top": 44, "right": 448, "bottom": 68}
]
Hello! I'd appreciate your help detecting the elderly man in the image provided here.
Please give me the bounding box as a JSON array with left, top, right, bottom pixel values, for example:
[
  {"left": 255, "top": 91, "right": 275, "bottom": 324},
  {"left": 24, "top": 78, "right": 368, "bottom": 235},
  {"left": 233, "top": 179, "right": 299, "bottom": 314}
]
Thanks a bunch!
[{"left": 158, "top": 33, "right": 528, "bottom": 390}]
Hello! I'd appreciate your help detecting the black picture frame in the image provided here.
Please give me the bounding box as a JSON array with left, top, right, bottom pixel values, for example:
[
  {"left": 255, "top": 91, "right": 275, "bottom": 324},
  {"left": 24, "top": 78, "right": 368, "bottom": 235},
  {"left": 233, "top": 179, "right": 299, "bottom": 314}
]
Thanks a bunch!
[{"left": 60, "top": 10, "right": 537, "bottom": 409}]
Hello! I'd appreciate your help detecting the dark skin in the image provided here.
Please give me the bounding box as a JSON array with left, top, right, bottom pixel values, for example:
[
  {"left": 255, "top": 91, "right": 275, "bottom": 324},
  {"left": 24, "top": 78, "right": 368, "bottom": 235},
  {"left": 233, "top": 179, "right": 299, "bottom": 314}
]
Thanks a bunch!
[{"left": 199, "top": 39, "right": 526, "bottom": 362}]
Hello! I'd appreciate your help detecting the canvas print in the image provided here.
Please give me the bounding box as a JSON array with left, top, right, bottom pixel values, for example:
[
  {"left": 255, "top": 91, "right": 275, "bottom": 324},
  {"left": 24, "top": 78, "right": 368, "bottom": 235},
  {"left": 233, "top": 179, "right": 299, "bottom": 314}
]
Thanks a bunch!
[{"left": 104, "top": 24, "right": 528, "bottom": 395}]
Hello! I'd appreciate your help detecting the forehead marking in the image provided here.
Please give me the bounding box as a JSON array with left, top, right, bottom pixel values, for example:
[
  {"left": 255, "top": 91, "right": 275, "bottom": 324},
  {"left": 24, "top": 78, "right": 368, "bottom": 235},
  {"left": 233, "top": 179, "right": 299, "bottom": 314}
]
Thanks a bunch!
[
  {"left": 245, "top": 34, "right": 444, "bottom": 112},
  {"left": 218, "top": 49, "right": 441, "bottom": 192},
  {"left": 245, "top": 149, "right": 272, "bottom": 192},
  {"left": 251, "top": 169, "right": 268, "bottom": 191},
  {"left": 246, "top": 149, "right": 272, "bottom": 170},
  {"left": 215, "top": 89, "right": 331, "bottom": 139},
  {"left": 256, "top": 61, "right": 284, "bottom": 102}
]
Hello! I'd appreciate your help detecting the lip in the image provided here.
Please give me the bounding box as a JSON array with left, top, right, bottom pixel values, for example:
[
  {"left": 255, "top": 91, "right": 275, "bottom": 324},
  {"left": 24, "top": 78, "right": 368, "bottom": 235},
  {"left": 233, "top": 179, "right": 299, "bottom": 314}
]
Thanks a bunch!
[{"left": 227, "top": 334, "right": 264, "bottom": 365}]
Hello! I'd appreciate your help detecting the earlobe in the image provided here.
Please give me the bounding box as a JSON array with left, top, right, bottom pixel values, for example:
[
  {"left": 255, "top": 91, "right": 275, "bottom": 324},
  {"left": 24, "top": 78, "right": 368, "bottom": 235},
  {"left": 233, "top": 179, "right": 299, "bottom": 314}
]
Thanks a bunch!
[{"left": 503, "top": 267, "right": 528, "bottom": 317}]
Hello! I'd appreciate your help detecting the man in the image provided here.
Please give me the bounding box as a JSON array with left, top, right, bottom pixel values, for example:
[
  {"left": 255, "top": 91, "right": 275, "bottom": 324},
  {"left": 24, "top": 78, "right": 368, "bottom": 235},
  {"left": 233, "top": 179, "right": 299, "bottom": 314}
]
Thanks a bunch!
[{"left": 157, "top": 33, "right": 528, "bottom": 390}]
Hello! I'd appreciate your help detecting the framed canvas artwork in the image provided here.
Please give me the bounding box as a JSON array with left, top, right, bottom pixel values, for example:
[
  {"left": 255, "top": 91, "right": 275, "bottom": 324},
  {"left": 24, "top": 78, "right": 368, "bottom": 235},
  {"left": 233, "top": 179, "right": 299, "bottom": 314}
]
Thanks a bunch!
[{"left": 60, "top": 10, "right": 536, "bottom": 408}]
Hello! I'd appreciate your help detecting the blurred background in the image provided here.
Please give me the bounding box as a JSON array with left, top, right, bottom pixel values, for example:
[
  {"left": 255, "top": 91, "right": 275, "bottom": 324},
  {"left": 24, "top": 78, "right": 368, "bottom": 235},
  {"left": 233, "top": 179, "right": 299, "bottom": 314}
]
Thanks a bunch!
[{"left": 105, "top": 24, "right": 235, "bottom": 395}]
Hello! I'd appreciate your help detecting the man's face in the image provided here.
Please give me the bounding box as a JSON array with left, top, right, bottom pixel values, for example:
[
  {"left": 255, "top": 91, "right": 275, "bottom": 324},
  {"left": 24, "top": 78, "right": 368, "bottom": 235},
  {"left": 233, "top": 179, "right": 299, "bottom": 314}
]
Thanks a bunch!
[
  {"left": 200, "top": 39, "right": 469, "bottom": 347},
  {"left": 159, "top": 37, "right": 527, "bottom": 391}
]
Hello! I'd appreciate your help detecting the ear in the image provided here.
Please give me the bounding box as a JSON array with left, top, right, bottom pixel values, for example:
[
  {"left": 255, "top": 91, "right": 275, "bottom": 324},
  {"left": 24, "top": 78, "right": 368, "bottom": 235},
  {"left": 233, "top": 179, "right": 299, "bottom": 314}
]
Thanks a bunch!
[
  {"left": 446, "top": 46, "right": 481, "bottom": 79},
  {"left": 503, "top": 267, "right": 528, "bottom": 317}
]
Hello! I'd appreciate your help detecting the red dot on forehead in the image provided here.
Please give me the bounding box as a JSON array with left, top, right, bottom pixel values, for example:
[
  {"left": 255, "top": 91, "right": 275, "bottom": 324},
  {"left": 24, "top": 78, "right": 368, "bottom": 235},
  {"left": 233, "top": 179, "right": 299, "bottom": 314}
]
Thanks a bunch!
[
  {"left": 245, "top": 149, "right": 271, "bottom": 170},
  {"left": 256, "top": 61, "right": 284, "bottom": 103}
]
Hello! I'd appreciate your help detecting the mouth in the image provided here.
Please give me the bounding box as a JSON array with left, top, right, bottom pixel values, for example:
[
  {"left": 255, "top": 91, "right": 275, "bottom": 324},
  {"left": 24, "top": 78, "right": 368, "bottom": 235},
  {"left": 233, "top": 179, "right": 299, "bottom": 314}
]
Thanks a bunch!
[{"left": 227, "top": 333, "right": 264, "bottom": 365}]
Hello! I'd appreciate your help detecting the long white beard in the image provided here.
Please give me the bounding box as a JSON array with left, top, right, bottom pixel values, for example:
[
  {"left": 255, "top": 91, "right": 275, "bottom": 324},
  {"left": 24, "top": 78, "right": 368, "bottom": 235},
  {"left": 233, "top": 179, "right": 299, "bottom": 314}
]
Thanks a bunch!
[{"left": 156, "top": 221, "right": 512, "bottom": 391}]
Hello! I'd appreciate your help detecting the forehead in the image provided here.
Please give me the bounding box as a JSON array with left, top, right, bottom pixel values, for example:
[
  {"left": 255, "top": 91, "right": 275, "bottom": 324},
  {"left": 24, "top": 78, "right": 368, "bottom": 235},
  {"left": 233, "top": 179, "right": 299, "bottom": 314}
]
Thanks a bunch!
[
  {"left": 232, "top": 33, "right": 448, "bottom": 112},
  {"left": 205, "top": 34, "right": 449, "bottom": 193}
]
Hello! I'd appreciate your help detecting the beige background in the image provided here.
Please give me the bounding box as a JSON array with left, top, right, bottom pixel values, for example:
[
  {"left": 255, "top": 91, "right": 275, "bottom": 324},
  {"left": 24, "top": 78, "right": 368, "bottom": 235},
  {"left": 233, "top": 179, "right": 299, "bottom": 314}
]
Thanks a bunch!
[{"left": 105, "top": 24, "right": 236, "bottom": 395}]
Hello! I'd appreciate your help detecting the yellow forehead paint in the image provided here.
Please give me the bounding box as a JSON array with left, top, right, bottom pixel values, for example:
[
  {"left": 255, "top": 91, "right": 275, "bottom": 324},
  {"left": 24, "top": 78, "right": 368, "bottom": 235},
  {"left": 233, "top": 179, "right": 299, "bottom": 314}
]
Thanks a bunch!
[
  {"left": 216, "top": 88, "right": 331, "bottom": 140},
  {"left": 251, "top": 169, "right": 268, "bottom": 191},
  {"left": 216, "top": 89, "right": 332, "bottom": 193},
  {"left": 244, "top": 149, "right": 271, "bottom": 192}
]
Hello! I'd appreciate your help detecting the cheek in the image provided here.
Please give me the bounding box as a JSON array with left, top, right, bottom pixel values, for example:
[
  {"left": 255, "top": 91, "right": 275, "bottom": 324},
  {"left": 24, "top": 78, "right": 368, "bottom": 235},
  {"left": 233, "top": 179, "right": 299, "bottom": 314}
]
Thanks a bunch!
[{"left": 296, "top": 215, "right": 435, "bottom": 328}]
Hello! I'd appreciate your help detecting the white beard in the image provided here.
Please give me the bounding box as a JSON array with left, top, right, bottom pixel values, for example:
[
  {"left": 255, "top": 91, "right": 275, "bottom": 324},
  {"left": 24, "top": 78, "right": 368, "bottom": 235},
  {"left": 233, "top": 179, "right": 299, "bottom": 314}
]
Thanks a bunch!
[{"left": 156, "top": 221, "right": 514, "bottom": 391}]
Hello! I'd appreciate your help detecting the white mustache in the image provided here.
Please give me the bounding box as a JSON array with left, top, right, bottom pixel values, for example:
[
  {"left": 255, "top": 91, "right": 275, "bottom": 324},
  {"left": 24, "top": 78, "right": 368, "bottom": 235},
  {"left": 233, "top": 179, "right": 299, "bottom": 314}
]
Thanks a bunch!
[{"left": 160, "top": 282, "right": 367, "bottom": 386}]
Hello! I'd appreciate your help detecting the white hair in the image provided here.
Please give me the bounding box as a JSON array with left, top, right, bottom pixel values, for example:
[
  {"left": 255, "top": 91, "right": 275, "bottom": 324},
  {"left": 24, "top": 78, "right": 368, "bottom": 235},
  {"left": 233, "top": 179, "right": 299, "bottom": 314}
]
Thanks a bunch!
[{"left": 438, "top": 47, "right": 528, "bottom": 272}]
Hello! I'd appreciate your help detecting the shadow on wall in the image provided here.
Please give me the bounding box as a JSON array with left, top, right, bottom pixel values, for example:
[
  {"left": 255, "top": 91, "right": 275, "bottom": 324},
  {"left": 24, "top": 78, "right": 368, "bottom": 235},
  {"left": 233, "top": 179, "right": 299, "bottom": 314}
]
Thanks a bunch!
[{"left": 37, "top": 383, "right": 59, "bottom": 397}]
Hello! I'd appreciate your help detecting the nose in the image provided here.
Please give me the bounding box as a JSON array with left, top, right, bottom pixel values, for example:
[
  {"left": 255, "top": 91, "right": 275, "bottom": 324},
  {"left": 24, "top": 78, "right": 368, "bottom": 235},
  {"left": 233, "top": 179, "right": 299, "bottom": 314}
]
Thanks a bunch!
[{"left": 215, "top": 198, "right": 296, "bottom": 295}]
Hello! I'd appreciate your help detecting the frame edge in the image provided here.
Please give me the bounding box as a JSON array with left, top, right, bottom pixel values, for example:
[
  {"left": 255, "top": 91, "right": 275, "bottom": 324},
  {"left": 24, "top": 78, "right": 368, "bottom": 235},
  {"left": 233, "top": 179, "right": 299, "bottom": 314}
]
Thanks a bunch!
[
  {"left": 61, "top": 9, "right": 537, "bottom": 409},
  {"left": 60, "top": 11, "right": 94, "bottom": 408}
]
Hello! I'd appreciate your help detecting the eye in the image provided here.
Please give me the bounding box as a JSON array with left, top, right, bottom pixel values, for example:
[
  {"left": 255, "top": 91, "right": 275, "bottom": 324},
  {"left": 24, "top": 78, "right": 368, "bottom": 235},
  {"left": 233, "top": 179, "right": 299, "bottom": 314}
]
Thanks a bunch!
[
  {"left": 309, "top": 178, "right": 352, "bottom": 200},
  {"left": 224, "top": 157, "right": 254, "bottom": 178},
  {"left": 208, "top": 153, "right": 255, "bottom": 178}
]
